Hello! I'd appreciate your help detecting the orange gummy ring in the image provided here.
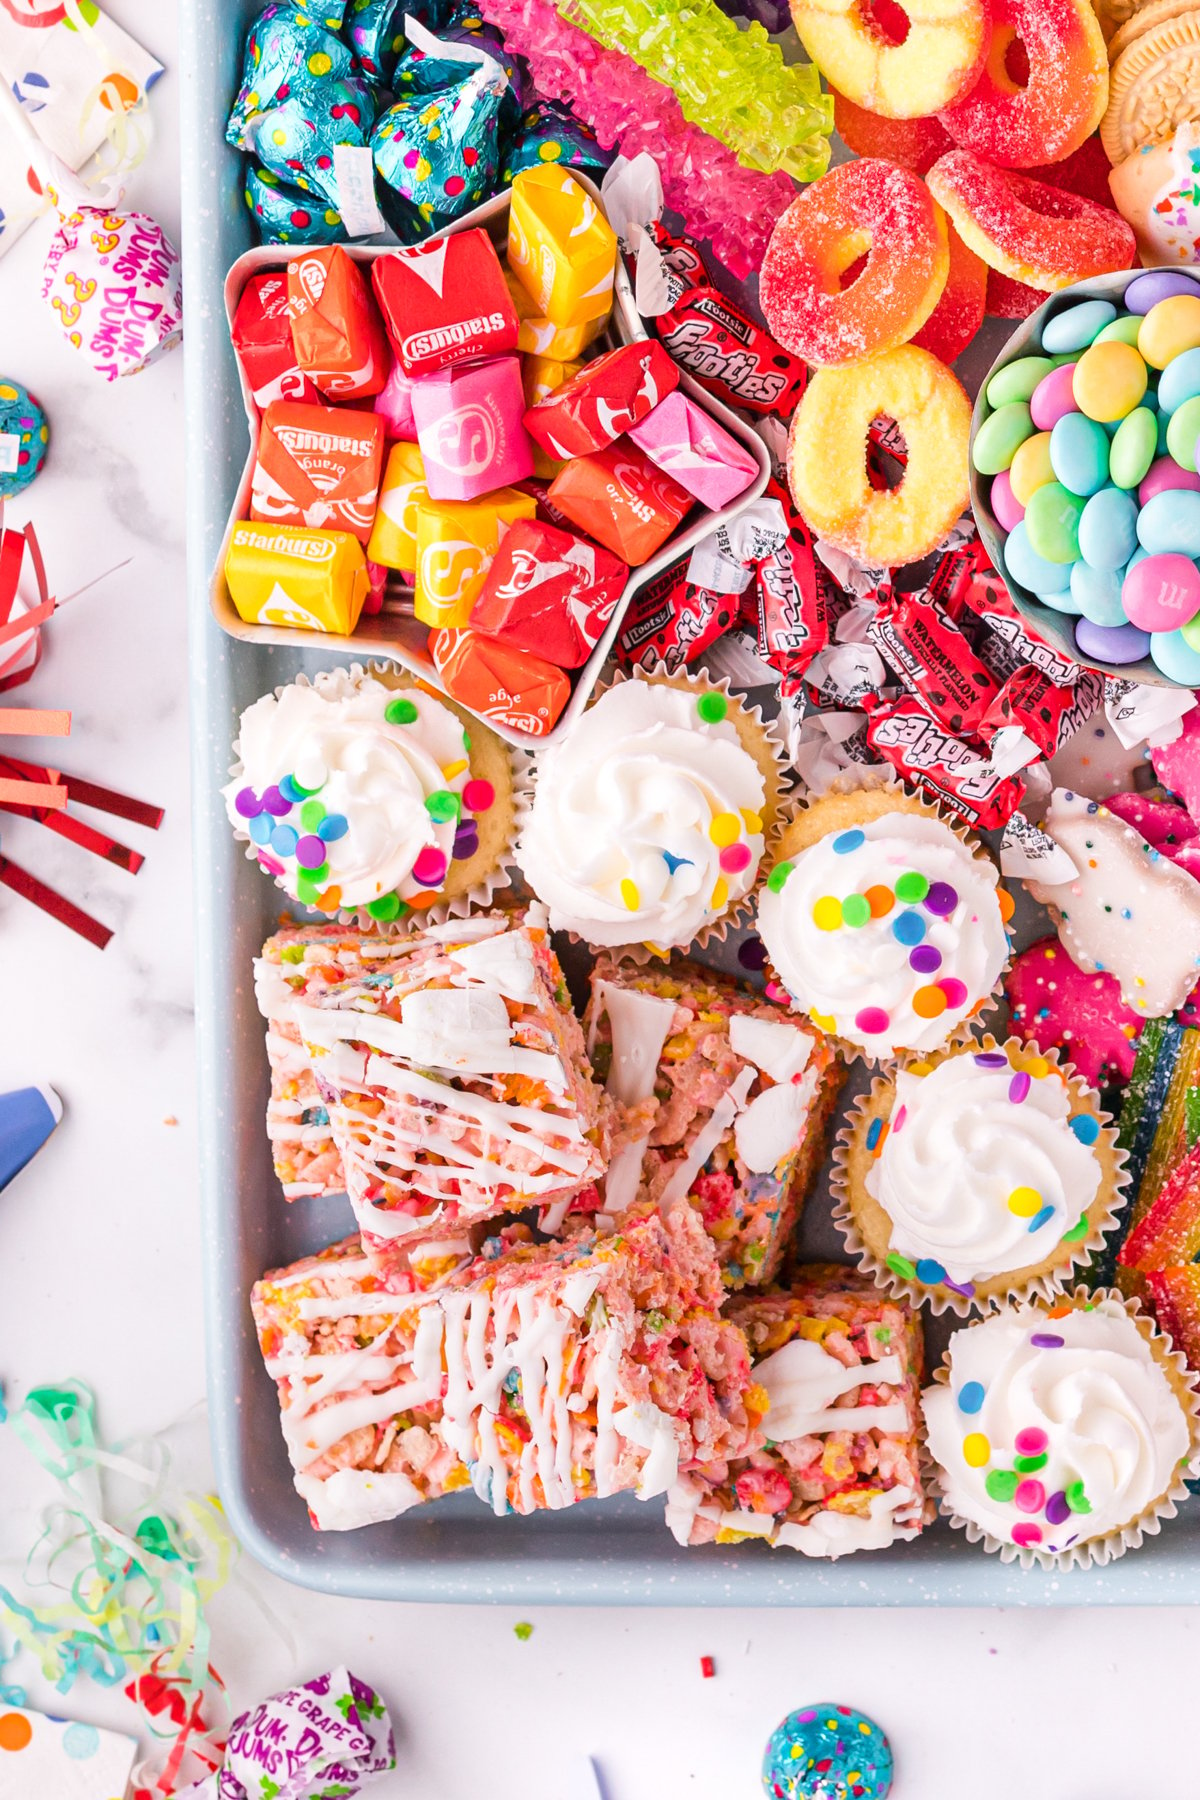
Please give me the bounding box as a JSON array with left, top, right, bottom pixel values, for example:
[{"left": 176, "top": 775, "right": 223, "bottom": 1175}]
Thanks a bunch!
[
  {"left": 791, "top": 0, "right": 987, "bottom": 119},
  {"left": 927, "top": 149, "right": 1136, "bottom": 291},
  {"left": 760, "top": 158, "right": 949, "bottom": 367},
  {"left": 787, "top": 344, "right": 972, "bottom": 567},
  {"left": 912, "top": 223, "right": 987, "bottom": 363},
  {"left": 939, "top": 0, "right": 1109, "bottom": 166},
  {"left": 833, "top": 89, "right": 954, "bottom": 173}
]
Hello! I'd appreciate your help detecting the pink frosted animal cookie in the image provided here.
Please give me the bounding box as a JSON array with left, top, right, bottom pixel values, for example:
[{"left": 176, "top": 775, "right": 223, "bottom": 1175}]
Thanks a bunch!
[
  {"left": 1153, "top": 706, "right": 1200, "bottom": 824},
  {"left": 1105, "top": 793, "right": 1198, "bottom": 859},
  {"left": 1023, "top": 788, "right": 1200, "bottom": 1020},
  {"left": 1005, "top": 936, "right": 1143, "bottom": 1088}
]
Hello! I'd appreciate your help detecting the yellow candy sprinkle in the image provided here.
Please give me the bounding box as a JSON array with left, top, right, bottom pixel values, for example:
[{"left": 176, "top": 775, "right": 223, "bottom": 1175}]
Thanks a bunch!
[
  {"left": 442, "top": 759, "right": 468, "bottom": 780},
  {"left": 812, "top": 1011, "right": 836, "bottom": 1031},
  {"left": 740, "top": 809, "right": 763, "bottom": 835},
  {"left": 1025, "top": 1056, "right": 1049, "bottom": 1078},
  {"left": 620, "top": 878, "right": 640, "bottom": 911},
  {"left": 1007, "top": 1186, "right": 1042, "bottom": 1218},
  {"left": 711, "top": 877, "right": 729, "bottom": 911},
  {"left": 963, "top": 1432, "right": 990, "bottom": 1467},
  {"left": 709, "top": 811, "right": 740, "bottom": 847},
  {"left": 812, "top": 895, "right": 843, "bottom": 931}
]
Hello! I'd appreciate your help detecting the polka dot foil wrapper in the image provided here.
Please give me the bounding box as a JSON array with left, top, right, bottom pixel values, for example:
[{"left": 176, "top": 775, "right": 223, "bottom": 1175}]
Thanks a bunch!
[
  {"left": 762, "top": 1704, "right": 893, "bottom": 1800},
  {"left": 0, "top": 381, "right": 47, "bottom": 497}
]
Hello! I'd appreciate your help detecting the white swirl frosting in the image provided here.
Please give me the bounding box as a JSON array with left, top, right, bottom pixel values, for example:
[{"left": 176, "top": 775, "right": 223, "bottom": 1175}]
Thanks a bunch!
[
  {"left": 923, "top": 1300, "right": 1193, "bottom": 1555},
  {"left": 757, "top": 812, "right": 1007, "bottom": 1056},
  {"left": 224, "top": 669, "right": 474, "bottom": 908},
  {"left": 866, "top": 1053, "right": 1103, "bottom": 1284},
  {"left": 517, "top": 680, "right": 768, "bottom": 948}
]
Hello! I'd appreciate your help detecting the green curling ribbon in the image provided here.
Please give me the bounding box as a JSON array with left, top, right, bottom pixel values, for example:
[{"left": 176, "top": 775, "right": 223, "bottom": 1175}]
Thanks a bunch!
[{"left": 554, "top": 0, "right": 832, "bottom": 181}]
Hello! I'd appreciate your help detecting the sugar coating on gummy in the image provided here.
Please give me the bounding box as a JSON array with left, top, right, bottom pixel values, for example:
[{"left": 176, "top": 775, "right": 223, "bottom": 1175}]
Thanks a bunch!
[
  {"left": 927, "top": 150, "right": 1136, "bottom": 291},
  {"left": 762, "top": 1703, "right": 893, "bottom": 1800},
  {"left": 939, "top": 0, "right": 1109, "bottom": 168}
]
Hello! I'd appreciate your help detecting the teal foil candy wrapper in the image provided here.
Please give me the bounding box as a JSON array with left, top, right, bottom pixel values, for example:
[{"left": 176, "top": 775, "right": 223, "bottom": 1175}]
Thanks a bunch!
[
  {"left": 227, "top": 3, "right": 353, "bottom": 149},
  {"left": 178, "top": 1667, "right": 395, "bottom": 1800},
  {"left": 0, "top": 383, "right": 48, "bottom": 498},
  {"left": 501, "top": 98, "right": 611, "bottom": 183},
  {"left": 395, "top": 5, "right": 528, "bottom": 130},
  {"left": 371, "top": 19, "right": 506, "bottom": 237},
  {"left": 343, "top": 0, "right": 457, "bottom": 81},
  {"left": 244, "top": 74, "right": 378, "bottom": 211},
  {"left": 245, "top": 166, "right": 345, "bottom": 243}
]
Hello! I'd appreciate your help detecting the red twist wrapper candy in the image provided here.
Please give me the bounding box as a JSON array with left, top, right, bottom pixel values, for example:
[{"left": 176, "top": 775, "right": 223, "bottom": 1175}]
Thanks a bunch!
[
  {"left": 547, "top": 438, "right": 693, "bottom": 565},
  {"left": 615, "top": 555, "right": 739, "bottom": 672},
  {"left": 979, "top": 663, "right": 1106, "bottom": 761},
  {"left": 863, "top": 691, "right": 1027, "bottom": 829},
  {"left": 523, "top": 340, "right": 679, "bottom": 460},
  {"left": 470, "top": 518, "right": 628, "bottom": 668},
  {"left": 645, "top": 222, "right": 709, "bottom": 302},
  {"left": 653, "top": 285, "right": 806, "bottom": 417},
  {"left": 428, "top": 625, "right": 571, "bottom": 736},
  {"left": 288, "top": 245, "right": 389, "bottom": 399},
  {"left": 755, "top": 480, "right": 842, "bottom": 677},
  {"left": 937, "top": 534, "right": 1082, "bottom": 687},
  {"left": 371, "top": 229, "right": 518, "bottom": 376},
  {"left": 867, "top": 591, "right": 1001, "bottom": 737},
  {"left": 232, "top": 272, "right": 319, "bottom": 410}
]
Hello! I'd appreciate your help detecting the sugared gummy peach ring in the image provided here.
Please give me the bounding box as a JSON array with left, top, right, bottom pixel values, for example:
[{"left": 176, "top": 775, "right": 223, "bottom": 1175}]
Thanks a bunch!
[
  {"left": 760, "top": 158, "right": 949, "bottom": 367},
  {"left": 791, "top": 0, "right": 987, "bottom": 119},
  {"left": 787, "top": 344, "right": 972, "bottom": 566},
  {"left": 927, "top": 150, "right": 1136, "bottom": 291},
  {"left": 939, "top": 0, "right": 1109, "bottom": 167}
]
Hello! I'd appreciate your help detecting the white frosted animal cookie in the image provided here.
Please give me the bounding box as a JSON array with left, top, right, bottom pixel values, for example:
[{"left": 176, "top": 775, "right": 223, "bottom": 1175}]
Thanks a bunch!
[{"left": 1024, "top": 788, "right": 1200, "bottom": 1018}]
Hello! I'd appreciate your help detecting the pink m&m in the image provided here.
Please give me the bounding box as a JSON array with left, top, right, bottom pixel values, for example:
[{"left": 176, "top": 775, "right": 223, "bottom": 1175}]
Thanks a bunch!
[
  {"left": 991, "top": 469, "right": 1025, "bottom": 531},
  {"left": 1138, "top": 456, "right": 1200, "bottom": 508},
  {"left": 1030, "top": 363, "right": 1078, "bottom": 431},
  {"left": 1122, "top": 551, "right": 1200, "bottom": 632}
]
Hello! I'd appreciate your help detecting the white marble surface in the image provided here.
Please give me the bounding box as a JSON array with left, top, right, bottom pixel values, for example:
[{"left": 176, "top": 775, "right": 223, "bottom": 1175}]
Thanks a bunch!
[{"left": 2, "top": 5, "right": 1200, "bottom": 1796}]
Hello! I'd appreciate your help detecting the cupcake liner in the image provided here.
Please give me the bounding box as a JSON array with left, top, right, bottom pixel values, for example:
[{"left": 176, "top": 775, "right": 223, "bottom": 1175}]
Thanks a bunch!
[
  {"left": 926, "top": 1288, "right": 1200, "bottom": 1572},
  {"left": 757, "top": 773, "right": 1015, "bottom": 1069},
  {"left": 526, "top": 660, "right": 792, "bottom": 964},
  {"left": 829, "top": 1036, "right": 1129, "bottom": 1319},
  {"left": 227, "top": 662, "right": 533, "bottom": 936}
]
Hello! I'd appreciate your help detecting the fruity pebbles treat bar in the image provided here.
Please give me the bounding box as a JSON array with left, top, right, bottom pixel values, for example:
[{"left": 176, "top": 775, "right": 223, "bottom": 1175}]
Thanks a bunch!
[
  {"left": 666, "top": 1266, "right": 930, "bottom": 1558},
  {"left": 251, "top": 1202, "right": 755, "bottom": 1529},
  {"left": 255, "top": 910, "right": 607, "bottom": 1254},
  {"left": 578, "top": 956, "right": 843, "bottom": 1287}
]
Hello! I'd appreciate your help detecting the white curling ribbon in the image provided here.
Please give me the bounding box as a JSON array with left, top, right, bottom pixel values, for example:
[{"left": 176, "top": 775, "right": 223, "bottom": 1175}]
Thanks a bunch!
[
  {"left": 1000, "top": 810, "right": 1078, "bottom": 883},
  {"left": 402, "top": 15, "right": 508, "bottom": 148},
  {"left": 960, "top": 723, "right": 1041, "bottom": 783}
]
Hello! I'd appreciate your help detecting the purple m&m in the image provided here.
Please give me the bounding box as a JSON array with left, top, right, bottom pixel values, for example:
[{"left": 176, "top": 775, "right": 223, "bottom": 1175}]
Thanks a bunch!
[
  {"left": 1074, "top": 617, "right": 1152, "bottom": 665},
  {"left": 1125, "top": 270, "right": 1200, "bottom": 315}
]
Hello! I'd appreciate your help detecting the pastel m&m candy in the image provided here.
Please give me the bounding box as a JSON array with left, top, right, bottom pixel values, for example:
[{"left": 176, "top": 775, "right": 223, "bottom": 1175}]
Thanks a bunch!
[
  {"left": 1108, "top": 408, "right": 1157, "bottom": 490},
  {"left": 1137, "top": 489, "right": 1200, "bottom": 557},
  {"left": 1151, "top": 628, "right": 1200, "bottom": 683},
  {"left": 1024, "top": 482, "right": 1085, "bottom": 563},
  {"left": 1049, "top": 412, "right": 1109, "bottom": 497},
  {"left": 1072, "top": 340, "right": 1148, "bottom": 422},
  {"left": 1030, "top": 362, "right": 1078, "bottom": 431},
  {"left": 1078, "top": 486, "right": 1137, "bottom": 570},
  {"left": 1122, "top": 551, "right": 1200, "bottom": 632},
  {"left": 1139, "top": 294, "right": 1200, "bottom": 369},
  {"left": 1009, "top": 430, "right": 1055, "bottom": 505},
  {"left": 972, "top": 401, "right": 1035, "bottom": 475},
  {"left": 1042, "top": 299, "right": 1115, "bottom": 353}
]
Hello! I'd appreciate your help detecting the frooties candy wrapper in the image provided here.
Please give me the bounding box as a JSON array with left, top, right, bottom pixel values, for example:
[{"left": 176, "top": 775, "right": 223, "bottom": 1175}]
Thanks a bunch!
[
  {"left": 627, "top": 389, "right": 757, "bottom": 512},
  {"left": 615, "top": 554, "right": 739, "bottom": 673},
  {"left": 524, "top": 339, "right": 678, "bottom": 460},
  {"left": 470, "top": 516, "right": 627, "bottom": 665},
  {"left": 429, "top": 623, "right": 571, "bottom": 735},
  {"left": 0, "top": 1703, "right": 136, "bottom": 1800},
  {"left": 547, "top": 438, "right": 693, "bottom": 566},
  {"left": 41, "top": 203, "right": 183, "bottom": 381},
  {"left": 178, "top": 1666, "right": 394, "bottom": 1800},
  {"left": 412, "top": 352, "right": 533, "bottom": 500},
  {"left": 371, "top": 18, "right": 507, "bottom": 239}
]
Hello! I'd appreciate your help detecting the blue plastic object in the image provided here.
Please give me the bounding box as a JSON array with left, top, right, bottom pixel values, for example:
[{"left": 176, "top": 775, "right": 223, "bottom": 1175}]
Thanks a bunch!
[{"left": 0, "top": 1084, "right": 61, "bottom": 1190}]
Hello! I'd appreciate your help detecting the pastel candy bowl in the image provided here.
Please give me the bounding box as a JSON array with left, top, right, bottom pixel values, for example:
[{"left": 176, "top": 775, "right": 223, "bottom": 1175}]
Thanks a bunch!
[{"left": 970, "top": 271, "right": 1199, "bottom": 690}]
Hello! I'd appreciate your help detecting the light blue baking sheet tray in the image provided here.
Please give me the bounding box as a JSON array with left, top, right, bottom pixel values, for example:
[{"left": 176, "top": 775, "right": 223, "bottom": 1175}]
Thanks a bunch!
[{"left": 179, "top": 0, "right": 1200, "bottom": 1600}]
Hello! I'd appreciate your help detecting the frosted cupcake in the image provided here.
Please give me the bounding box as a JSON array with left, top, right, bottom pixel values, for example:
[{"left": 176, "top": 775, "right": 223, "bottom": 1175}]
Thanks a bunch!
[
  {"left": 517, "top": 670, "right": 784, "bottom": 952},
  {"left": 923, "top": 1294, "right": 1200, "bottom": 1568},
  {"left": 224, "top": 665, "right": 520, "bottom": 926},
  {"left": 756, "top": 782, "right": 1010, "bottom": 1061},
  {"left": 832, "top": 1039, "right": 1125, "bottom": 1313}
]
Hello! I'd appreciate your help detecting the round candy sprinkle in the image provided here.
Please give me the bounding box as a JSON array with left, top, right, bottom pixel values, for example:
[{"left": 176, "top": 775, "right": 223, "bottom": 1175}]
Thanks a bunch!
[
  {"left": 895, "top": 870, "right": 929, "bottom": 903},
  {"left": 985, "top": 1469, "right": 1019, "bottom": 1502},
  {"left": 957, "top": 1381, "right": 985, "bottom": 1415},
  {"left": 855, "top": 1006, "right": 890, "bottom": 1035},
  {"left": 909, "top": 945, "right": 942, "bottom": 974},
  {"left": 257, "top": 853, "right": 285, "bottom": 877},
  {"left": 1062, "top": 1213, "right": 1090, "bottom": 1242},
  {"left": 813, "top": 896, "right": 843, "bottom": 931},
  {"left": 696, "top": 690, "right": 727, "bottom": 723},
  {"left": 709, "top": 811, "right": 741, "bottom": 847},
  {"left": 865, "top": 1118, "right": 883, "bottom": 1151},
  {"left": 1007, "top": 1186, "right": 1042, "bottom": 1217},
  {"left": 1014, "top": 1451, "right": 1048, "bottom": 1473},
  {"left": 1069, "top": 1113, "right": 1100, "bottom": 1145},
  {"left": 842, "top": 893, "right": 871, "bottom": 928},
  {"left": 719, "top": 842, "right": 752, "bottom": 874},
  {"left": 453, "top": 825, "right": 479, "bottom": 860},
  {"left": 1014, "top": 1427, "right": 1047, "bottom": 1456},
  {"left": 1065, "top": 1480, "right": 1092, "bottom": 1514},
  {"left": 1008, "top": 1071, "right": 1031, "bottom": 1104},
  {"left": 1030, "top": 1332, "right": 1065, "bottom": 1349},
  {"left": 963, "top": 1432, "right": 990, "bottom": 1467},
  {"left": 318, "top": 812, "right": 349, "bottom": 842},
  {"left": 923, "top": 881, "right": 958, "bottom": 917},
  {"left": 1014, "top": 1478, "right": 1045, "bottom": 1513},
  {"left": 295, "top": 834, "right": 327, "bottom": 869},
  {"left": 911, "top": 985, "right": 946, "bottom": 1019},
  {"left": 412, "top": 847, "right": 448, "bottom": 888},
  {"left": 384, "top": 696, "right": 419, "bottom": 726},
  {"left": 1028, "top": 1204, "right": 1056, "bottom": 1232},
  {"left": 270, "top": 823, "right": 299, "bottom": 857},
  {"left": 937, "top": 978, "right": 968, "bottom": 1008},
  {"left": 620, "top": 877, "right": 640, "bottom": 911},
  {"left": 974, "top": 1051, "right": 1007, "bottom": 1068},
  {"left": 886, "top": 1251, "right": 916, "bottom": 1280},
  {"left": 368, "top": 892, "right": 404, "bottom": 921},
  {"left": 767, "top": 860, "right": 794, "bottom": 893},
  {"left": 279, "top": 773, "right": 307, "bottom": 804},
  {"left": 1045, "top": 1491, "right": 1071, "bottom": 1527},
  {"left": 262, "top": 785, "right": 290, "bottom": 816},
  {"left": 248, "top": 814, "right": 273, "bottom": 846},
  {"left": 425, "top": 789, "right": 461, "bottom": 823},
  {"left": 462, "top": 778, "right": 494, "bottom": 813},
  {"left": 891, "top": 910, "right": 925, "bottom": 946},
  {"left": 711, "top": 876, "right": 729, "bottom": 911},
  {"left": 234, "top": 786, "right": 261, "bottom": 818},
  {"left": 1011, "top": 1522, "right": 1043, "bottom": 1547},
  {"left": 299, "top": 799, "right": 326, "bottom": 832},
  {"left": 738, "top": 936, "right": 767, "bottom": 972},
  {"left": 761, "top": 1705, "right": 893, "bottom": 1800},
  {"left": 865, "top": 884, "right": 894, "bottom": 917},
  {"left": 832, "top": 828, "right": 865, "bottom": 854},
  {"left": 915, "top": 1257, "right": 947, "bottom": 1285}
]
